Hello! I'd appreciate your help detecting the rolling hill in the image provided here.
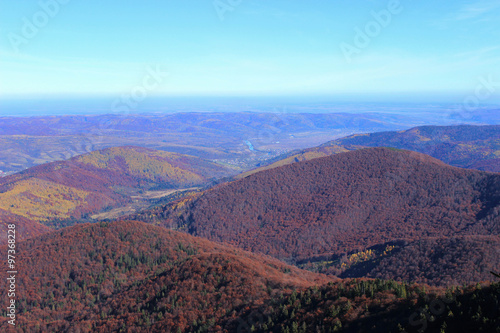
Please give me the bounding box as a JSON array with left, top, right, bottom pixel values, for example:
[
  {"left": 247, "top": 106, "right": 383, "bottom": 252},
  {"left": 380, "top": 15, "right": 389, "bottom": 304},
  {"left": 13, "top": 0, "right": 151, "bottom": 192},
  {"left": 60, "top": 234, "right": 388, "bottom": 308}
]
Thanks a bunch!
[
  {"left": 0, "top": 146, "right": 234, "bottom": 236},
  {"left": 0, "top": 220, "right": 328, "bottom": 332},
  {"left": 239, "top": 125, "right": 500, "bottom": 178},
  {"left": 0, "top": 220, "right": 498, "bottom": 332},
  {"left": 134, "top": 148, "right": 500, "bottom": 286}
]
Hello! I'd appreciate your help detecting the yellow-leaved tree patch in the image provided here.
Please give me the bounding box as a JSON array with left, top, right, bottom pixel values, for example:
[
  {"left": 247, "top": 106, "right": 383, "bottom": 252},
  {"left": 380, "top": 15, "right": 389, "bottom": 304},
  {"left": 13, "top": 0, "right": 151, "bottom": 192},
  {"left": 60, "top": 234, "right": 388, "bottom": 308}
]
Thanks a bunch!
[{"left": 0, "top": 178, "right": 89, "bottom": 221}]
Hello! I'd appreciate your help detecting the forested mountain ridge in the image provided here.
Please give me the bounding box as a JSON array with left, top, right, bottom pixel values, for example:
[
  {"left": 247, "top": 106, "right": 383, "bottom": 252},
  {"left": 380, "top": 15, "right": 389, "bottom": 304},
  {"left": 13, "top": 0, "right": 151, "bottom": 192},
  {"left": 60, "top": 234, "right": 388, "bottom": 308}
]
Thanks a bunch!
[
  {"left": 133, "top": 148, "right": 500, "bottom": 286},
  {"left": 0, "top": 146, "right": 233, "bottom": 239},
  {"left": 239, "top": 125, "right": 500, "bottom": 178},
  {"left": 324, "top": 125, "right": 500, "bottom": 172},
  {"left": 0, "top": 220, "right": 329, "bottom": 332}
]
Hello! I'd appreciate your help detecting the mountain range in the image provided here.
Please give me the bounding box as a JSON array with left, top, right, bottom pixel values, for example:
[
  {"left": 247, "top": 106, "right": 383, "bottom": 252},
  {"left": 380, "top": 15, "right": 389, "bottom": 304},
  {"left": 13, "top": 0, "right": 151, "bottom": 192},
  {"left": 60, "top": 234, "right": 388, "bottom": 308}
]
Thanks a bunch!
[{"left": 240, "top": 125, "right": 500, "bottom": 178}]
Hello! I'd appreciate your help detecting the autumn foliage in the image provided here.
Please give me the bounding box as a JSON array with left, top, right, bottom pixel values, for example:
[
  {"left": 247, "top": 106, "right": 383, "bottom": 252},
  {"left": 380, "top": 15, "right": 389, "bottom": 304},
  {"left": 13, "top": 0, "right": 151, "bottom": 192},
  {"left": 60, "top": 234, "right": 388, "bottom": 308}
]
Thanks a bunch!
[
  {"left": 134, "top": 148, "right": 500, "bottom": 285},
  {"left": 0, "top": 220, "right": 327, "bottom": 332},
  {"left": 0, "top": 146, "right": 233, "bottom": 241},
  {"left": 0, "top": 221, "right": 498, "bottom": 332}
]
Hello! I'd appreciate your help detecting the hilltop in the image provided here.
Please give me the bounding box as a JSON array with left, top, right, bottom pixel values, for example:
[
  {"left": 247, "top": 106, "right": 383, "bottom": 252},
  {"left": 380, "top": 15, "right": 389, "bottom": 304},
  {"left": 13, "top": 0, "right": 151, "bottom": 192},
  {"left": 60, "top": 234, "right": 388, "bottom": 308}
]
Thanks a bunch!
[
  {"left": 134, "top": 148, "right": 500, "bottom": 286},
  {"left": 324, "top": 125, "right": 500, "bottom": 172},
  {"left": 0, "top": 146, "right": 233, "bottom": 236}
]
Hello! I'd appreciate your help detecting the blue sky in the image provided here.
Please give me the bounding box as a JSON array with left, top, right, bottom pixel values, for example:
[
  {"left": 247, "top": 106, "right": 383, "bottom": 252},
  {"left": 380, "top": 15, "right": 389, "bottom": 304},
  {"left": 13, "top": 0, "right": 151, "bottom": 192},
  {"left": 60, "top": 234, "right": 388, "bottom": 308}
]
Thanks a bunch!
[{"left": 0, "top": 0, "right": 499, "bottom": 104}]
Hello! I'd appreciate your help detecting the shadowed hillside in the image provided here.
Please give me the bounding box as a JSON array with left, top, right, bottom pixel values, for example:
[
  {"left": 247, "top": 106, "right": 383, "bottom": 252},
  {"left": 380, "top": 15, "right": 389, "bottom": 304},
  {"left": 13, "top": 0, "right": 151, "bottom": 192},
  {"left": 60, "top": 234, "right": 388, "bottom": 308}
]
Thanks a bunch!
[{"left": 334, "top": 236, "right": 500, "bottom": 286}]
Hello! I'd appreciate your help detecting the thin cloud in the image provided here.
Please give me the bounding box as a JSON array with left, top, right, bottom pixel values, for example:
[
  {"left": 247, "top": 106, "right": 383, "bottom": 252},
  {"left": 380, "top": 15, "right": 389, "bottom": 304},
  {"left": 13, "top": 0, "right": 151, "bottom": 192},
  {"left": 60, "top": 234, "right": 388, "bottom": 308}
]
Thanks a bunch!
[
  {"left": 453, "top": 46, "right": 500, "bottom": 59},
  {"left": 451, "top": 0, "right": 500, "bottom": 21}
]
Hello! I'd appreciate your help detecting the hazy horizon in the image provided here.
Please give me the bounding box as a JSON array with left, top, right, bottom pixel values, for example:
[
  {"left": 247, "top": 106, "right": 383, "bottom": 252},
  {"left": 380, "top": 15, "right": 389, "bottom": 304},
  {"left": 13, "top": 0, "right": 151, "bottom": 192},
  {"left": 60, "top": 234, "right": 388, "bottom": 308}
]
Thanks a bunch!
[{"left": 0, "top": 96, "right": 499, "bottom": 118}]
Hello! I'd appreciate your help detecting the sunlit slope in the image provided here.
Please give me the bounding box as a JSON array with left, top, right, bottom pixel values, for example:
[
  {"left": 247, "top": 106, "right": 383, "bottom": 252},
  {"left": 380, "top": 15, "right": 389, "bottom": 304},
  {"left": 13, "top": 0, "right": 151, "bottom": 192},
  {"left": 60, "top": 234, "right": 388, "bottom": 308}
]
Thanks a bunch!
[
  {"left": 76, "top": 146, "right": 224, "bottom": 184},
  {"left": 0, "top": 178, "right": 89, "bottom": 221},
  {"left": 0, "top": 146, "right": 233, "bottom": 236},
  {"left": 236, "top": 145, "right": 349, "bottom": 179}
]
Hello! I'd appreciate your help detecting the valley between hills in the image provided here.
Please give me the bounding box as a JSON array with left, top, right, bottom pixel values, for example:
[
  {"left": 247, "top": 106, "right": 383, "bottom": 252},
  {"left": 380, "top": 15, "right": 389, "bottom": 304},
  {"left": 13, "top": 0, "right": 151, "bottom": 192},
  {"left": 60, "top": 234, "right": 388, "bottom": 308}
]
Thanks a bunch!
[{"left": 0, "top": 121, "right": 499, "bottom": 332}]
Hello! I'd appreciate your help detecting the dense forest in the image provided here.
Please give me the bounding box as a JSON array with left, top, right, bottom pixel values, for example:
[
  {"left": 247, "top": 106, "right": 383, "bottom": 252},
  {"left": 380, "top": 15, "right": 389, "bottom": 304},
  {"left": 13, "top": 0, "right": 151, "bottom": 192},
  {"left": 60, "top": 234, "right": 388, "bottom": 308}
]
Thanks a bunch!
[
  {"left": 233, "top": 278, "right": 500, "bottom": 333},
  {"left": 0, "top": 210, "right": 50, "bottom": 244},
  {"left": 133, "top": 148, "right": 500, "bottom": 285},
  {"left": 333, "top": 236, "right": 500, "bottom": 286},
  {"left": 0, "top": 220, "right": 327, "bottom": 332},
  {"left": 0, "top": 221, "right": 498, "bottom": 332},
  {"left": 1, "top": 128, "right": 499, "bottom": 331}
]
